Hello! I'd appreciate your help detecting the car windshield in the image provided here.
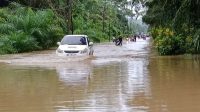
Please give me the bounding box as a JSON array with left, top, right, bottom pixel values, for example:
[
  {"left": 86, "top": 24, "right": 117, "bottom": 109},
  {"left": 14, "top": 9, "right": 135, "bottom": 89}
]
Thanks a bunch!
[{"left": 61, "top": 36, "right": 87, "bottom": 45}]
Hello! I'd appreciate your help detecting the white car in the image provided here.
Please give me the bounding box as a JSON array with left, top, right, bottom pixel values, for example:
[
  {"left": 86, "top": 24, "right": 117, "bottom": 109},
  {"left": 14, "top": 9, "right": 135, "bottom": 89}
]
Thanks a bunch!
[{"left": 56, "top": 35, "right": 94, "bottom": 56}]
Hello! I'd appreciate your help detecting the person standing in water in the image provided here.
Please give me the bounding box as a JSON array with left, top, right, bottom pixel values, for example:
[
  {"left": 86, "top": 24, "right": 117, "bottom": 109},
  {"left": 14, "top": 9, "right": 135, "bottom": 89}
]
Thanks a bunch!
[{"left": 118, "top": 36, "right": 123, "bottom": 46}]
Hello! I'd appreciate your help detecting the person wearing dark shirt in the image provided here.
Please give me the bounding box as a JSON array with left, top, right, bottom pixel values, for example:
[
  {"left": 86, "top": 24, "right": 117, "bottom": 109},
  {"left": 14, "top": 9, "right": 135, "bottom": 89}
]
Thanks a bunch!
[
  {"left": 80, "top": 37, "right": 86, "bottom": 45},
  {"left": 118, "top": 36, "right": 123, "bottom": 46}
]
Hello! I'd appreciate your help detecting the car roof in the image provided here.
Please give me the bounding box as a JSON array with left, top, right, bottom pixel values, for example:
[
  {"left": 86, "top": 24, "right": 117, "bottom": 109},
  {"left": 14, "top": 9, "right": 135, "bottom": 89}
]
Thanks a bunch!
[{"left": 64, "top": 35, "right": 88, "bottom": 37}]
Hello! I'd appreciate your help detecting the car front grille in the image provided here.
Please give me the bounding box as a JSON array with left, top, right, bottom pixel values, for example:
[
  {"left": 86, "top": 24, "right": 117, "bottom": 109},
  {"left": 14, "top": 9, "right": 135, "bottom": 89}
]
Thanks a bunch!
[{"left": 64, "top": 51, "right": 79, "bottom": 53}]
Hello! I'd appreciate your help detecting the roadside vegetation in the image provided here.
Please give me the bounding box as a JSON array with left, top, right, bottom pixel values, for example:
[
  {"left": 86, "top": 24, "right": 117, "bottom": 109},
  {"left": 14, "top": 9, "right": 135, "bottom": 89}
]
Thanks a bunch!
[
  {"left": 143, "top": 0, "right": 200, "bottom": 55},
  {"left": 0, "top": 3, "right": 64, "bottom": 54},
  {"left": 2, "top": 0, "right": 198, "bottom": 56},
  {"left": 0, "top": 0, "right": 139, "bottom": 54}
]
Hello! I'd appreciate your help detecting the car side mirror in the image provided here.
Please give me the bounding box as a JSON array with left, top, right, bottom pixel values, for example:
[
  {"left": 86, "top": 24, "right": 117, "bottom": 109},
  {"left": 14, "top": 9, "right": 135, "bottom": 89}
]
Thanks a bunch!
[
  {"left": 89, "top": 42, "right": 93, "bottom": 46},
  {"left": 57, "top": 42, "right": 61, "bottom": 45}
]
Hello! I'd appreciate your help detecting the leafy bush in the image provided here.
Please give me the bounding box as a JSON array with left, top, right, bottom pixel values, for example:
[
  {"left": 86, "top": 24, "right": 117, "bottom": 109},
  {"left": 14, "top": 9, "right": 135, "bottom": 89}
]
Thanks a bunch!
[
  {"left": 154, "top": 27, "right": 187, "bottom": 55},
  {"left": 0, "top": 37, "right": 17, "bottom": 54},
  {"left": 193, "top": 29, "right": 200, "bottom": 53},
  {"left": 0, "top": 3, "right": 64, "bottom": 54}
]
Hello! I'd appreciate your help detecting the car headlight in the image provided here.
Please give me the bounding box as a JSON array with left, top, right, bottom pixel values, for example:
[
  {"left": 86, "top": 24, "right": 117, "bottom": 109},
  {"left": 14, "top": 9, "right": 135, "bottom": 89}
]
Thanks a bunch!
[
  {"left": 57, "top": 48, "right": 63, "bottom": 53},
  {"left": 80, "top": 48, "right": 88, "bottom": 54}
]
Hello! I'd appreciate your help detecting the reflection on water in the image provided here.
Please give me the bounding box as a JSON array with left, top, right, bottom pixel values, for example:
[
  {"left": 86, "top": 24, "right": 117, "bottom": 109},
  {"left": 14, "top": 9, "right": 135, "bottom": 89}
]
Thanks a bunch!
[
  {"left": 125, "top": 59, "right": 151, "bottom": 111},
  {"left": 55, "top": 62, "right": 92, "bottom": 86},
  {"left": 0, "top": 57, "right": 151, "bottom": 112},
  {"left": 148, "top": 56, "right": 200, "bottom": 112},
  {"left": 53, "top": 59, "right": 150, "bottom": 112},
  {"left": 0, "top": 64, "right": 57, "bottom": 112}
]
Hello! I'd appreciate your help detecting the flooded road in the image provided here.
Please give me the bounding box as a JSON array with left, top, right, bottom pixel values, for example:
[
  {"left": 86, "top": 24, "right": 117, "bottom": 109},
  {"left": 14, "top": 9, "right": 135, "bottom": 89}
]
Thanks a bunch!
[{"left": 0, "top": 38, "right": 200, "bottom": 112}]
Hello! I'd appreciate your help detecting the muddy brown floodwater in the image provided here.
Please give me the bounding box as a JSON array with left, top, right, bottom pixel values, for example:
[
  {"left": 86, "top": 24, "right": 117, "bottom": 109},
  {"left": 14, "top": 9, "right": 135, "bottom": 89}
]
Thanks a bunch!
[{"left": 0, "top": 38, "right": 200, "bottom": 112}]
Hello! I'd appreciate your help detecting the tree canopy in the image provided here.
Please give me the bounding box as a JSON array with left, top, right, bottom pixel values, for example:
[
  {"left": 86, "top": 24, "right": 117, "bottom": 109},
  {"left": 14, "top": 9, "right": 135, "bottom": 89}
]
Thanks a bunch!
[{"left": 143, "top": 0, "right": 200, "bottom": 55}]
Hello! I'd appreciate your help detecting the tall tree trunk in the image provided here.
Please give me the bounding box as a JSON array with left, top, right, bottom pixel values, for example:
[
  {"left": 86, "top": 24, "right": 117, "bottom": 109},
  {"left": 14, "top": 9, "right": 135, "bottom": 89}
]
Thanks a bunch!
[
  {"left": 102, "top": 5, "right": 105, "bottom": 33},
  {"left": 66, "top": 0, "right": 73, "bottom": 34},
  {"left": 102, "top": 0, "right": 108, "bottom": 33}
]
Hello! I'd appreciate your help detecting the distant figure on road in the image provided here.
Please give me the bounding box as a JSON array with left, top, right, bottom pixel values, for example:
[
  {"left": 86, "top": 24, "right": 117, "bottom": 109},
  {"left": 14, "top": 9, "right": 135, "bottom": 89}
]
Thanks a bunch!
[
  {"left": 133, "top": 35, "right": 137, "bottom": 42},
  {"left": 118, "top": 36, "right": 123, "bottom": 46}
]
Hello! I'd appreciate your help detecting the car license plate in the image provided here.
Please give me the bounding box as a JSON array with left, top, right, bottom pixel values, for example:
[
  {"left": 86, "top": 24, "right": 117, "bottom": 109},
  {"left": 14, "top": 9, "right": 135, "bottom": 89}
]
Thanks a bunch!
[{"left": 66, "top": 53, "right": 76, "bottom": 56}]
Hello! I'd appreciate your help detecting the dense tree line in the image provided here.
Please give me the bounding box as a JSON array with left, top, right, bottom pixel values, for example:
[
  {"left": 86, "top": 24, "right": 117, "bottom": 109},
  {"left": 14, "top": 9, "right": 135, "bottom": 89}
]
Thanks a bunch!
[
  {"left": 143, "top": 0, "right": 200, "bottom": 55},
  {"left": 0, "top": 0, "right": 136, "bottom": 54}
]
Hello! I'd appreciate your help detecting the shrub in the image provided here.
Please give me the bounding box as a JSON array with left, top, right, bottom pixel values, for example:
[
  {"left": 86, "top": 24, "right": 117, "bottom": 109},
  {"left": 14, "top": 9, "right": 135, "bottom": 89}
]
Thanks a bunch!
[
  {"left": 193, "top": 29, "right": 200, "bottom": 53},
  {"left": 153, "top": 27, "right": 186, "bottom": 55},
  {"left": 0, "top": 4, "right": 64, "bottom": 54}
]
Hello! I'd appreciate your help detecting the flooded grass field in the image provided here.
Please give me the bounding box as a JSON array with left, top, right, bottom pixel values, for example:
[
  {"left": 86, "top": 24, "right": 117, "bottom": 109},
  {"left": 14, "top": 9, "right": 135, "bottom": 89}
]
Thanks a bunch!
[{"left": 0, "top": 38, "right": 200, "bottom": 112}]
